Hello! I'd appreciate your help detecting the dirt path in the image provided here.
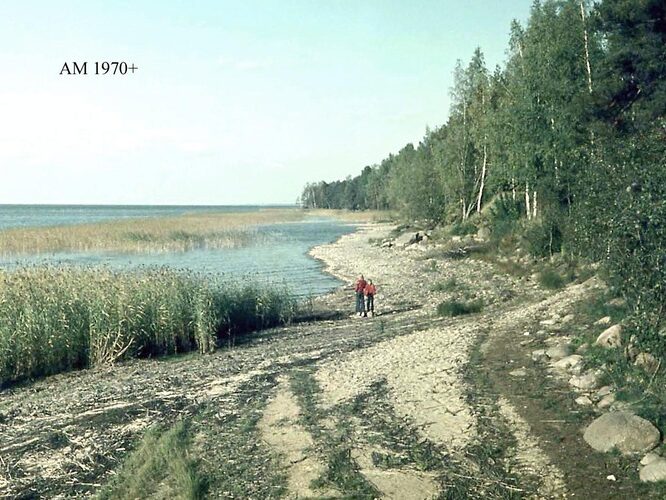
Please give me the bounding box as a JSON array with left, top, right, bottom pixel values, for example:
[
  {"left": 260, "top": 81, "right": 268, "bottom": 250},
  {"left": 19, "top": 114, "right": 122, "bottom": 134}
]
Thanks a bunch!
[{"left": 0, "top": 222, "right": 654, "bottom": 498}]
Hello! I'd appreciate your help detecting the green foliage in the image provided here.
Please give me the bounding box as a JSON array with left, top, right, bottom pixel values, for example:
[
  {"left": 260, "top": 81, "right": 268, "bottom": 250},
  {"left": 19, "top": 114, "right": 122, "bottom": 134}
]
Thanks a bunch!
[
  {"left": 302, "top": 0, "right": 665, "bottom": 367},
  {"left": 485, "top": 194, "right": 522, "bottom": 241},
  {"left": 523, "top": 219, "right": 563, "bottom": 258},
  {"left": 450, "top": 220, "right": 478, "bottom": 236},
  {"left": 0, "top": 267, "right": 297, "bottom": 386},
  {"left": 537, "top": 268, "right": 566, "bottom": 289},
  {"left": 431, "top": 277, "right": 460, "bottom": 292},
  {"left": 437, "top": 299, "right": 483, "bottom": 317}
]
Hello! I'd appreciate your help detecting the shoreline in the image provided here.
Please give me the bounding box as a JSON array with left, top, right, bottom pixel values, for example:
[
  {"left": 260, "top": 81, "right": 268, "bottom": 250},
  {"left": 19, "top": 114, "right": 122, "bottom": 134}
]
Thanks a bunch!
[{"left": 0, "top": 220, "right": 651, "bottom": 498}]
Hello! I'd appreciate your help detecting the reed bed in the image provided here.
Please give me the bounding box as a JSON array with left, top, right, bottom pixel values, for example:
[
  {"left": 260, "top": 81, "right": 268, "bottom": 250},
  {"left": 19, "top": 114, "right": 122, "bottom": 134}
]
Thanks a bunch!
[
  {"left": 0, "top": 208, "right": 305, "bottom": 255},
  {"left": 0, "top": 266, "right": 298, "bottom": 386}
]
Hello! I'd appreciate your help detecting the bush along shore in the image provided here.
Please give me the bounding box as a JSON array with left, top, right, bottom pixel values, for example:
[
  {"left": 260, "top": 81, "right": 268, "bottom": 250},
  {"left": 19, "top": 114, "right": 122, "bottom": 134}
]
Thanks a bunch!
[{"left": 0, "top": 266, "right": 297, "bottom": 387}]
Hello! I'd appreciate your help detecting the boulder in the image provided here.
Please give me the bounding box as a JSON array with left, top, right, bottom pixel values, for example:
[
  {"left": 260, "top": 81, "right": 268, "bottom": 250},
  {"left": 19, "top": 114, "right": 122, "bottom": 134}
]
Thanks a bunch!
[
  {"left": 509, "top": 368, "right": 528, "bottom": 377},
  {"left": 575, "top": 343, "right": 590, "bottom": 355},
  {"left": 607, "top": 297, "right": 626, "bottom": 308},
  {"left": 594, "top": 316, "right": 612, "bottom": 326},
  {"left": 583, "top": 411, "right": 660, "bottom": 455},
  {"left": 575, "top": 395, "right": 593, "bottom": 406},
  {"left": 597, "top": 393, "right": 616, "bottom": 409},
  {"left": 635, "top": 352, "right": 659, "bottom": 375},
  {"left": 546, "top": 344, "right": 572, "bottom": 360},
  {"left": 640, "top": 458, "right": 666, "bottom": 482},
  {"left": 594, "top": 386, "right": 613, "bottom": 399},
  {"left": 552, "top": 355, "right": 584, "bottom": 374},
  {"left": 641, "top": 452, "right": 661, "bottom": 466},
  {"left": 625, "top": 335, "right": 639, "bottom": 362},
  {"left": 531, "top": 349, "right": 548, "bottom": 362},
  {"left": 569, "top": 371, "right": 600, "bottom": 390},
  {"left": 394, "top": 232, "right": 421, "bottom": 247},
  {"left": 595, "top": 325, "right": 622, "bottom": 349}
]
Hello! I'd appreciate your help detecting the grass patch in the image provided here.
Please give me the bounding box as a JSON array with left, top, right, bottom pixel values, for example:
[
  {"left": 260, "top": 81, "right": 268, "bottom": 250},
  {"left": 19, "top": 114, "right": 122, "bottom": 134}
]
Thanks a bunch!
[
  {"left": 97, "top": 421, "right": 205, "bottom": 500},
  {"left": 0, "top": 208, "right": 304, "bottom": 255},
  {"left": 431, "top": 276, "right": 460, "bottom": 292},
  {"left": 0, "top": 266, "right": 297, "bottom": 386},
  {"left": 537, "top": 268, "right": 566, "bottom": 289},
  {"left": 437, "top": 299, "right": 483, "bottom": 317}
]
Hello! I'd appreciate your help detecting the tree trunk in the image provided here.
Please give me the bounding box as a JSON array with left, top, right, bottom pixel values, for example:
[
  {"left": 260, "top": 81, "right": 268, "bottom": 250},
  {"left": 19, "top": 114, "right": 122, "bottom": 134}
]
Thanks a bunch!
[
  {"left": 532, "top": 190, "right": 538, "bottom": 218},
  {"left": 579, "top": 0, "right": 593, "bottom": 94},
  {"left": 525, "top": 182, "right": 531, "bottom": 220},
  {"left": 476, "top": 143, "right": 487, "bottom": 213}
]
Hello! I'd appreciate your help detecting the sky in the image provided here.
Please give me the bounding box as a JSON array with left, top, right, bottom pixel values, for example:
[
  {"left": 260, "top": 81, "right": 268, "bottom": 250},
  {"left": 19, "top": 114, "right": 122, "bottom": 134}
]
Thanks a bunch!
[{"left": 0, "top": 0, "right": 534, "bottom": 205}]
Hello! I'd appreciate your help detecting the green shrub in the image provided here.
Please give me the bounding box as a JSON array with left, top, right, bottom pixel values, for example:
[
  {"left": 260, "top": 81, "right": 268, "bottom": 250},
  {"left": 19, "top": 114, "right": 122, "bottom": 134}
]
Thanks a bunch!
[
  {"left": 450, "top": 221, "right": 478, "bottom": 236},
  {"left": 486, "top": 194, "right": 522, "bottom": 241},
  {"left": 431, "top": 277, "right": 459, "bottom": 292},
  {"left": 537, "top": 268, "right": 565, "bottom": 289},
  {"left": 437, "top": 299, "right": 483, "bottom": 317},
  {"left": 523, "top": 219, "right": 562, "bottom": 258}
]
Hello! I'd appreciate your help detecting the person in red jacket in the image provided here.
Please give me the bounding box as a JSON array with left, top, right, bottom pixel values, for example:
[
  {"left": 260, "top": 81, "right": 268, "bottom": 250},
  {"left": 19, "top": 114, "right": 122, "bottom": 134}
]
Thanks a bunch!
[
  {"left": 364, "top": 280, "right": 377, "bottom": 317},
  {"left": 354, "top": 275, "right": 367, "bottom": 316}
]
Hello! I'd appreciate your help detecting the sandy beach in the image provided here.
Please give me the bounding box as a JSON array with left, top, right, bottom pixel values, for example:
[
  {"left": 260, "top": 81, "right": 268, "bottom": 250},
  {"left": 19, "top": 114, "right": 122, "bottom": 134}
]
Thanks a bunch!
[{"left": 0, "top": 222, "right": 629, "bottom": 498}]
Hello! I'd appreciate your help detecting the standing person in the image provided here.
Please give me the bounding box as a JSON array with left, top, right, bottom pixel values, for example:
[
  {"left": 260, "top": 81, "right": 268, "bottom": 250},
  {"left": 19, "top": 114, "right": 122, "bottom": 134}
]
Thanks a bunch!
[
  {"left": 364, "top": 280, "right": 377, "bottom": 317},
  {"left": 354, "top": 274, "right": 367, "bottom": 316}
]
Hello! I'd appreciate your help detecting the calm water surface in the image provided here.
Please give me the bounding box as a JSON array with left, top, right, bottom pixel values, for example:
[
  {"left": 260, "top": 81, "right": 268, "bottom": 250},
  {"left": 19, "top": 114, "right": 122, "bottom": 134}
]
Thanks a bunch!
[{"left": 0, "top": 206, "right": 356, "bottom": 297}]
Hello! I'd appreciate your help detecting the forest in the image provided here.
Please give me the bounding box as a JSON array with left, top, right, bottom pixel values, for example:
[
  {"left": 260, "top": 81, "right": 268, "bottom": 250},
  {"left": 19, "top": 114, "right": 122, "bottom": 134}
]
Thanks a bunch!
[{"left": 301, "top": 0, "right": 665, "bottom": 355}]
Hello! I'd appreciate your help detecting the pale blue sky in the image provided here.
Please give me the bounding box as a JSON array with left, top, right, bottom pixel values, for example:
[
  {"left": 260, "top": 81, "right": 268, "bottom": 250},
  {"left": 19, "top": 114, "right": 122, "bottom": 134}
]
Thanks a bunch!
[{"left": 0, "top": 1, "right": 533, "bottom": 205}]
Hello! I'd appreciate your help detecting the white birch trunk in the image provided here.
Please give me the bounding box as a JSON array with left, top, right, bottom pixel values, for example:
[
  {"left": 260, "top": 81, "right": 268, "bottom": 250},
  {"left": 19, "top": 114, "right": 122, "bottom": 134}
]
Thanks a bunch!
[
  {"left": 525, "top": 182, "right": 531, "bottom": 220},
  {"left": 580, "top": 1, "right": 593, "bottom": 94},
  {"left": 476, "top": 143, "right": 487, "bottom": 213}
]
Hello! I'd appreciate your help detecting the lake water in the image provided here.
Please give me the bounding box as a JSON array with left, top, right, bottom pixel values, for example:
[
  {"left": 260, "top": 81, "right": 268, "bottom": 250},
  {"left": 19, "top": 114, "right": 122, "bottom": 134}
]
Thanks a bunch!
[
  {"left": 0, "top": 205, "right": 356, "bottom": 297},
  {"left": 0, "top": 204, "right": 279, "bottom": 230}
]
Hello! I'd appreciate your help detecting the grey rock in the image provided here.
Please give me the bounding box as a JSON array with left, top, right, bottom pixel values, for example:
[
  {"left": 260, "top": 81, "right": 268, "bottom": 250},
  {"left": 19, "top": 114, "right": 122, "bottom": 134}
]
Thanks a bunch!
[
  {"left": 635, "top": 352, "right": 659, "bottom": 375},
  {"left": 583, "top": 411, "right": 660, "bottom": 455},
  {"left": 640, "top": 458, "right": 666, "bottom": 482},
  {"left": 597, "top": 393, "right": 616, "bottom": 409},
  {"left": 552, "top": 355, "right": 584, "bottom": 374},
  {"left": 531, "top": 349, "right": 548, "bottom": 362},
  {"left": 394, "top": 232, "right": 421, "bottom": 247},
  {"left": 595, "top": 324, "right": 622, "bottom": 349},
  {"left": 575, "top": 343, "right": 590, "bottom": 355},
  {"left": 575, "top": 395, "right": 593, "bottom": 406},
  {"left": 607, "top": 297, "right": 626, "bottom": 308},
  {"left": 595, "top": 386, "right": 613, "bottom": 399},
  {"left": 509, "top": 368, "right": 528, "bottom": 377},
  {"left": 641, "top": 452, "right": 661, "bottom": 466},
  {"left": 594, "top": 316, "right": 612, "bottom": 326},
  {"left": 569, "top": 371, "right": 600, "bottom": 390},
  {"left": 546, "top": 344, "right": 572, "bottom": 360}
]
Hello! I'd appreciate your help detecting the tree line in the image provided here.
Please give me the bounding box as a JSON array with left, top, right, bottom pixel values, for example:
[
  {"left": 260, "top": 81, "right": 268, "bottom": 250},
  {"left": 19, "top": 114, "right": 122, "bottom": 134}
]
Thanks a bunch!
[{"left": 302, "top": 0, "right": 665, "bottom": 352}]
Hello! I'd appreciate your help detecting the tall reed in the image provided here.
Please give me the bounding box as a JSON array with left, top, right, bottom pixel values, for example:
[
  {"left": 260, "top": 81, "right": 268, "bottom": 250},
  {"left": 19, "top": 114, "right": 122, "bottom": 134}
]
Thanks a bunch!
[
  {"left": 0, "top": 266, "right": 297, "bottom": 386},
  {"left": 0, "top": 208, "right": 304, "bottom": 255}
]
